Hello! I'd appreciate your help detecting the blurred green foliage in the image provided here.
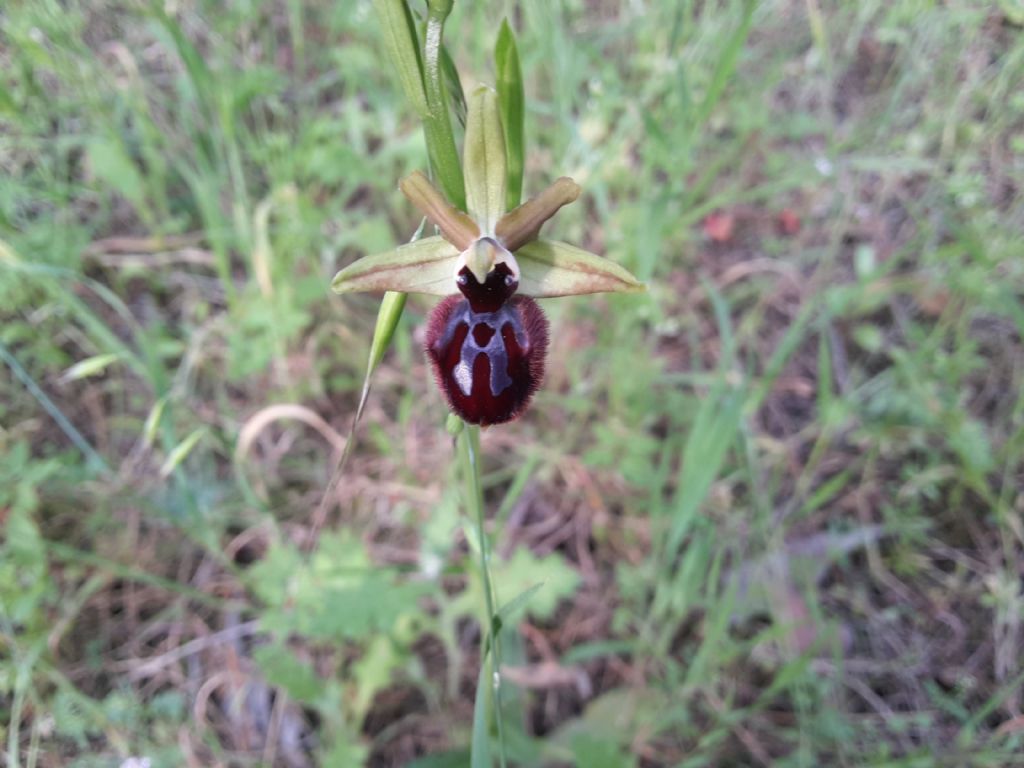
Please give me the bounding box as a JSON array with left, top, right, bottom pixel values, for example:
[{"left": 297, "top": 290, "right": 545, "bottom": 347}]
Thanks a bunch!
[{"left": 2, "top": 0, "right": 1023, "bottom": 766}]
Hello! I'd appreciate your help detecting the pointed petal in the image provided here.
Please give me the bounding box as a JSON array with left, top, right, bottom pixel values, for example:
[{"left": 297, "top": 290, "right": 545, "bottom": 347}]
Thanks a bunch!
[
  {"left": 399, "top": 171, "right": 479, "bottom": 250},
  {"left": 495, "top": 177, "right": 580, "bottom": 251},
  {"left": 331, "top": 236, "right": 460, "bottom": 296},
  {"left": 463, "top": 85, "right": 507, "bottom": 234},
  {"left": 516, "top": 240, "right": 646, "bottom": 297}
]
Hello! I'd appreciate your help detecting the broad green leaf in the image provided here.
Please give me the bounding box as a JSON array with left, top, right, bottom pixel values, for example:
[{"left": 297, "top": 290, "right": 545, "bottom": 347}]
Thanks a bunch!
[
  {"left": 496, "top": 177, "right": 580, "bottom": 251},
  {"left": 464, "top": 86, "right": 507, "bottom": 233},
  {"left": 372, "top": 0, "right": 428, "bottom": 116},
  {"left": 495, "top": 19, "right": 525, "bottom": 210},
  {"left": 515, "top": 240, "right": 645, "bottom": 298},
  {"left": 400, "top": 171, "right": 479, "bottom": 249},
  {"left": 331, "top": 236, "right": 459, "bottom": 295}
]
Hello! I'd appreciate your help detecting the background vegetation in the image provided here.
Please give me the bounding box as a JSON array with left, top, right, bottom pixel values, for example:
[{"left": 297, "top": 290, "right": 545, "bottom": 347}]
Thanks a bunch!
[{"left": 2, "top": 0, "right": 1023, "bottom": 765}]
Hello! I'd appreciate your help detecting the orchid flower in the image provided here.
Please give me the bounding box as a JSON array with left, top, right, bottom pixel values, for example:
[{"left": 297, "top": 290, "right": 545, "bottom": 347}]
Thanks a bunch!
[{"left": 332, "top": 86, "right": 643, "bottom": 425}]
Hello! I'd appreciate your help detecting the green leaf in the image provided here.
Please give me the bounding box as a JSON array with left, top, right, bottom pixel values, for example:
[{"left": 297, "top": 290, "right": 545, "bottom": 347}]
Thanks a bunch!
[
  {"left": 159, "top": 428, "right": 207, "bottom": 477},
  {"left": 515, "top": 240, "right": 646, "bottom": 298},
  {"left": 352, "top": 635, "right": 403, "bottom": 721},
  {"left": 549, "top": 689, "right": 662, "bottom": 767},
  {"left": 471, "top": 649, "right": 494, "bottom": 768},
  {"left": 407, "top": 750, "right": 472, "bottom": 768},
  {"left": 664, "top": 386, "right": 745, "bottom": 560},
  {"left": 321, "top": 732, "right": 369, "bottom": 766},
  {"left": 142, "top": 395, "right": 168, "bottom": 448},
  {"left": 464, "top": 86, "right": 507, "bottom": 233},
  {"left": 6, "top": 503, "right": 45, "bottom": 567},
  {"left": 998, "top": 0, "right": 1024, "bottom": 25},
  {"left": 251, "top": 534, "right": 426, "bottom": 642},
  {"left": 498, "top": 582, "right": 546, "bottom": 623},
  {"left": 422, "top": 1, "right": 466, "bottom": 208},
  {"left": 331, "top": 236, "right": 460, "bottom": 295},
  {"left": 87, "top": 137, "right": 146, "bottom": 210},
  {"left": 495, "top": 548, "right": 579, "bottom": 620},
  {"left": 441, "top": 40, "right": 467, "bottom": 127},
  {"left": 366, "top": 291, "right": 408, "bottom": 376},
  {"left": 253, "top": 643, "right": 325, "bottom": 704},
  {"left": 372, "top": 0, "right": 428, "bottom": 116},
  {"left": 59, "top": 353, "right": 121, "bottom": 382},
  {"left": 495, "top": 20, "right": 525, "bottom": 210},
  {"left": 311, "top": 576, "right": 425, "bottom": 640}
]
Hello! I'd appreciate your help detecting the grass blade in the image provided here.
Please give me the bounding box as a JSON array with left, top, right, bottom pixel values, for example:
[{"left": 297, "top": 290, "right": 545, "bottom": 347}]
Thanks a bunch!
[
  {"left": 160, "top": 428, "right": 207, "bottom": 477},
  {"left": 0, "top": 341, "right": 109, "bottom": 474}
]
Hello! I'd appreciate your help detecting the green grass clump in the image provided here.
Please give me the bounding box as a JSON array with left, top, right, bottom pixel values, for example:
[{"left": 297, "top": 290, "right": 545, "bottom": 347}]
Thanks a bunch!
[{"left": 2, "top": 1, "right": 1023, "bottom": 766}]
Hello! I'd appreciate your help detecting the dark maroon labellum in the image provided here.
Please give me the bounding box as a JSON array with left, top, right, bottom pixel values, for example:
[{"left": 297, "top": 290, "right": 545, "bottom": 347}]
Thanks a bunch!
[{"left": 426, "top": 262, "right": 548, "bottom": 426}]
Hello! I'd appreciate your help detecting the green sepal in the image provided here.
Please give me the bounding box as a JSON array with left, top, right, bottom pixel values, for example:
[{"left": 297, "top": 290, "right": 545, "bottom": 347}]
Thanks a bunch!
[
  {"left": 331, "top": 236, "right": 460, "bottom": 295},
  {"left": 464, "top": 86, "right": 507, "bottom": 234},
  {"left": 515, "top": 239, "right": 646, "bottom": 297}
]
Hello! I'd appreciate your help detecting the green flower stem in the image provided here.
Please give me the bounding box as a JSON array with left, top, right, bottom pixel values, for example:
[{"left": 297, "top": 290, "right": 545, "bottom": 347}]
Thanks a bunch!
[{"left": 459, "top": 423, "right": 508, "bottom": 768}]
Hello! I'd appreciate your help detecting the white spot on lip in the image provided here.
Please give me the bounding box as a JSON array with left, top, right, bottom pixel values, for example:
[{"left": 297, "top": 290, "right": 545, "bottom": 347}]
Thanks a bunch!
[{"left": 454, "top": 361, "right": 472, "bottom": 396}]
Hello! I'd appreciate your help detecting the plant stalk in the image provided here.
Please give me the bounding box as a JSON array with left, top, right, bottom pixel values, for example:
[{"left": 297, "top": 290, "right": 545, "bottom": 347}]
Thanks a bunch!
[{"left": 460, "top": 424, "right": 508, "bottom": 768}]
